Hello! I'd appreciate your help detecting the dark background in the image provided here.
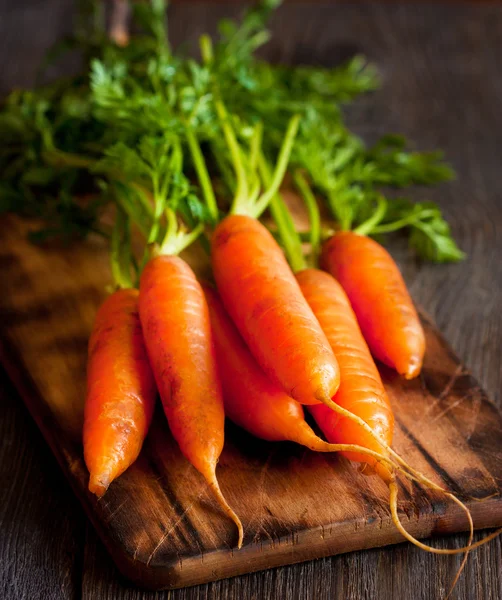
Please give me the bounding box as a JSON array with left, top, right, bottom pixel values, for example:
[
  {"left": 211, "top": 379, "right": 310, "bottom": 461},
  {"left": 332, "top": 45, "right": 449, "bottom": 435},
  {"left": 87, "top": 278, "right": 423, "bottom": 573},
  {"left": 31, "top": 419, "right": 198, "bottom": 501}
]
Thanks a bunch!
[{"left": 1, "top": 1, "right": 502, "bottom": 599}]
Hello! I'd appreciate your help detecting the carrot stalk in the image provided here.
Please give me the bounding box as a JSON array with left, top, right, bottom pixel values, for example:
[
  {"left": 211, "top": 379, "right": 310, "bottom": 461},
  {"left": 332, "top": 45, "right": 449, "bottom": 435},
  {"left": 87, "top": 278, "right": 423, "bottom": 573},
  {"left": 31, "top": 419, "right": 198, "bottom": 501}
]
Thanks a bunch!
[
  {"left": 184, "top": 126, "right": 219, "bottom": 224},
  {"left": 84, "top": 289, "right": 156, "bottom": 496},
  {"left": 257, "top": 152, "right": 306, "bottom": 273},
  {"left": 293, "top": 170, "right": 321, "bottom": 264}
]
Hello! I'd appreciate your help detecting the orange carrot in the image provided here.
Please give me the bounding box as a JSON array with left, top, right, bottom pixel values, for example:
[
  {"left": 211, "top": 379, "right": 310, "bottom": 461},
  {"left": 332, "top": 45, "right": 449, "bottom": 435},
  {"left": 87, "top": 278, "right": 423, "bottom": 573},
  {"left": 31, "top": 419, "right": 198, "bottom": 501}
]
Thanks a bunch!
[
  {"left": 203, "top": 283, "right": 325, "bottom": 446},
  {"left": 84, "top": 289, "right": 156, "bottom": 497},
  {"left": 295, "top": 268, "right": 490, "bottom": 571},
  {"left": 321, "top": 231, "right": 425, "bottom": 379},
  {"left": 139, "top": 255, "right": 243, "bottom": 547},
  {"left": 202, "top": 282, "right": 397, "bottom": 474},
  {"left": 211, "top": 214, "right": 340, "bottom": 406},
  {"left": 296, "top": 269, "right": 394, "bottom": 481}
]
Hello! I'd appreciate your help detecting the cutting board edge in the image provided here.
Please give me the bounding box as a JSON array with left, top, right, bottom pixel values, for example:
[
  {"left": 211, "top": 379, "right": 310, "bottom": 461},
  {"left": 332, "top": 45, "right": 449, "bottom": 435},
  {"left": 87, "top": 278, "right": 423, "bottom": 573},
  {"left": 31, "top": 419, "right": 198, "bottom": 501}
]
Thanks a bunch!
[{"left": 95, "top": 498, "right": 502, "bottom": 591}]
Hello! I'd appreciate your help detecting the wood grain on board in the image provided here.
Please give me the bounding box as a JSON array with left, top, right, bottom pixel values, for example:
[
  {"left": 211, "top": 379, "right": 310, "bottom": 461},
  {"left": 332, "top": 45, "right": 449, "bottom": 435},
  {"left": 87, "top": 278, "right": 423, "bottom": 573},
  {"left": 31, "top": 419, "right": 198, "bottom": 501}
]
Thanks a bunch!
[
  {"left": 2, "top": 1, "right": 502, "bottom": 599},
  {"left": 0, "top": 211, "right": 501, "bottom": 589}
]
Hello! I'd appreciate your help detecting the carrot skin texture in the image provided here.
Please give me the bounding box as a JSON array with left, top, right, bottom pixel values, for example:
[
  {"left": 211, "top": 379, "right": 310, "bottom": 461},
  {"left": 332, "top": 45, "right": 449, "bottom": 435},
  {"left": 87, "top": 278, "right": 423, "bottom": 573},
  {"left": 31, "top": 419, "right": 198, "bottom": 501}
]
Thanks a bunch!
[
  {"left": 139, "top": 256, "right": 243, "bottom": 546},
  {"left": 297, "top": 269, "right": 394, "bottom": 478},
  {"left": 211, "top": 215, "right": 340, "bottom": 406},
  {"left": 139, "top": 256, "right": 224, "bottom": 476},
  {"left": 321, "top": 231, "right": 425, "bottom": 379},
  {"left": 203, "top": 283, "right": 328, "bottom": 448},
  {"left": 84, "top": 289, "right": 156, "bottom": 497}
]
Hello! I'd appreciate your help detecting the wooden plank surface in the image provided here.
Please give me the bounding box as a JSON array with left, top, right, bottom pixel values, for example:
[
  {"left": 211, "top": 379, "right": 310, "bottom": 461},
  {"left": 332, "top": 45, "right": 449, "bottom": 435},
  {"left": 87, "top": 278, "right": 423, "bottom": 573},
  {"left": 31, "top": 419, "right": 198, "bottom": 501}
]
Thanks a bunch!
[
  {"left": 1, "top": 1, "right": 502, "bottom": 599},
  {"left": 2, "top": 209, "right": 502, "bottom": 590}
]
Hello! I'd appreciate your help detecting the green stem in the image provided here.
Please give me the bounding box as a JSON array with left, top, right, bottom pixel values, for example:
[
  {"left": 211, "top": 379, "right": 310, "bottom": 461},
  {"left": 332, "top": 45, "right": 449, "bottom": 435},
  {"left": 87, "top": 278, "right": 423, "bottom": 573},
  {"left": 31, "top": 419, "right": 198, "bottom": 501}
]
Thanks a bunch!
[
  {"left": 200, "top": 34, "right": 214, "bottom": 65},
  {"left": 42, "top": 149, "right": 96, "bottom": 169},
  {"left": 249, "top": 122, "right": 263, "bottom": 172},
  {"left": 158, "top": 207, "right": 204, "bottom": 256},
  {"left": 110, "top": 181, "right": 152, "bottom": 239},
  {"left": 371, "top": 208, "right": 438, "bottom": 234},
  {"left": 201, "top": 34, "right": 250, "bottom": 214},
  {"left": 211, "top": 143, "right": 236, "bottom": 196},
  {"left": 161, "top": 222, "right": 204, "bottom": 256},
  {"left": 165, "top": 206, "right": 178, "bottom": 244},
  {"left": 353, "top": 194, "right": 388, "bottom": 236},
  {"left": 253, "top": 114, "right": 301, "bottom": 217},
  {"left": 185, "top": 126, "right": 219, "bottom": 223},
  {"left": 258, "top": 153, "right": 306, "bottom": 273},
  {"left": 127, "top": 183, "right": 155, "bottom": 232},
  {"left": 216, "top": 99, "right": 249, "bottom": 214},
  {"left": 164, "top": 138, "right": 183, "bottom": 201},
  {"left": 293, "top": 170, "right": 321, "bottom": 262},
  {"left": 325, "top": 186, "right": 353, "bottom": 231},
  {"left": 148, "top": 175, "right": 165, "bottom": 244},
  {"left": 179, "top": 222, "right": 205, "bottom": 251},
  {"left": 110, "top": 207, "right": 133, "bottom": 289}
]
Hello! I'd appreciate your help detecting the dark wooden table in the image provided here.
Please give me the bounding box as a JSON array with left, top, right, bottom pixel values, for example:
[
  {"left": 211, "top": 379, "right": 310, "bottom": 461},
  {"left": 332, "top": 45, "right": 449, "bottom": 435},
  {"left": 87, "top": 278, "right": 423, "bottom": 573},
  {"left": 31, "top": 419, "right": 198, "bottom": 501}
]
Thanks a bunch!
[{"left": 1, "top": 2, "right": 502, "bottom": 599}]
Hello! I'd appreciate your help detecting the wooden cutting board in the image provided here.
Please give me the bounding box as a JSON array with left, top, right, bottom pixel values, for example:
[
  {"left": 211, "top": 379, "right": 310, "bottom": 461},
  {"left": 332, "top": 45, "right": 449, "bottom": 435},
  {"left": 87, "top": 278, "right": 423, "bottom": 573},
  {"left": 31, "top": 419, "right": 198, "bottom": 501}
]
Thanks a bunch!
[{"left": 1, "top": 212, "right": 502, "bottom": 591}]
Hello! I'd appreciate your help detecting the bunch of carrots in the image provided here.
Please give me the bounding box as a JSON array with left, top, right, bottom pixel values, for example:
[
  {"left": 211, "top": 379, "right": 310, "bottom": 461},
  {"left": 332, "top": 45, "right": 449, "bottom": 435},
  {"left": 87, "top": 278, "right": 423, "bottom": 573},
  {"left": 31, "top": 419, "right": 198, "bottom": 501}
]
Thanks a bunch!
[
  {"left": 84, "top": 108, "right": 426, "bottom": 543},
  {"left": 2, "top": 0, "right": 500, "bottom": 592},
  {"left": 83, "top": 29, "right": 500, "bottom": 592}
]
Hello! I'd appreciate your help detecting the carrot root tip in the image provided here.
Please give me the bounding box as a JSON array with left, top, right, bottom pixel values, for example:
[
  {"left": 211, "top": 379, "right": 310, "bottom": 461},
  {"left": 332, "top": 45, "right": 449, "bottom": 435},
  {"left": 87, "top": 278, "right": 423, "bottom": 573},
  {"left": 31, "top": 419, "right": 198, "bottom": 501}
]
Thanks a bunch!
[
  {"left": 403, "top": 356, "right": 421, "bottom": 379},
  {"left": 88, "top": 476, "right": 109, "bottom": 498}
]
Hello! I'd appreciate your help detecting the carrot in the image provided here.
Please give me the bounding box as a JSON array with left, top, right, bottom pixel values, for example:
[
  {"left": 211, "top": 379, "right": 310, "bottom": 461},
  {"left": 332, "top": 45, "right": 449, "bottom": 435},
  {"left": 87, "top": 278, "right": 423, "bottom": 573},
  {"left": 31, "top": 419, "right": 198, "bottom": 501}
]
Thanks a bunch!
[
  {"left": 204, "top": 81, "right": 488, "bottom": 576},
  {"left": 211, "top": 214, "right": 340, "bottom": 406},
  {"left": 200, "top": 81, "right": 340, "bottom": 407},
  {"left": 96, "top": 122, "right": 243, "bottom": 544},
  {"left": 321, "top": 231, "right": 425, "bottom": 379},
  {"left": 84, "top": 289, "right": 156, "bottom": 497},
  {"left": 202, "top": 282, "right": 398, "bottom": 476},
  {"left": 203, "top": 281, "right": 308, "bottom": 442},
  {"left": 139, "top": 254, "right": 243, "bottom": 547},
  {"left": 296, "top": 268, "right": 394, "bottom": 481},
  {"left": 265, "top": 173, "right": 502, "bottom": 589},
  {"left": 295, "top": 269, "right": 482, "bottom": 564}
]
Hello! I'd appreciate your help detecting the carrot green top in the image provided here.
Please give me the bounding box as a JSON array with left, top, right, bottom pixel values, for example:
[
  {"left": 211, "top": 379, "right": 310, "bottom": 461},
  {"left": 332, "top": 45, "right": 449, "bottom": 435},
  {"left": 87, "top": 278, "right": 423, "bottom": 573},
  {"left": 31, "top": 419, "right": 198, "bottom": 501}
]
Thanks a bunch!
[{"left": 0, "top": 0, "right": 463, "bottom": 267}]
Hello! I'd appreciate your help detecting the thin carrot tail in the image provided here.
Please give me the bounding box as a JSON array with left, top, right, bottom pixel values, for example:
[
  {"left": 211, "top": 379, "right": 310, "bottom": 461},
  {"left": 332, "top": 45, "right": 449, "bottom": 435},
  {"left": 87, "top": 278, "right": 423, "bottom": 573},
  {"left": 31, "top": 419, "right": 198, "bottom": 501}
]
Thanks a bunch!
[
  {"left": 317, "top": 394, "right": 396, "bottom": 482},
  {"left": 317, "top": 392, "right": 429, "bottom": 485},
  {"left": 318, "top": 393, "right": 502, "bottom": 565},
  {"left": 390, "top": 481, "right": 502, "bottom": 554},
  {"left": 309, "top": 391, "right": 502, "bottom": 598},
  {"left": 290, "top": 421, "right": 396, "bottom": 480},
  {"left": 206, "top": 471, "right": 244, "bottom": 549},
  {"left": 388, "top": 480, "right": 474, "bottom": 555},
  {"left": 389, "top": 479, "right": 474, "bottom": 597},
  {"left": 389, "top": 472, "right": 502, "bottom": 596},
  {"left": 302, "top": 397, "right": 501, "bottom": 594}
]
